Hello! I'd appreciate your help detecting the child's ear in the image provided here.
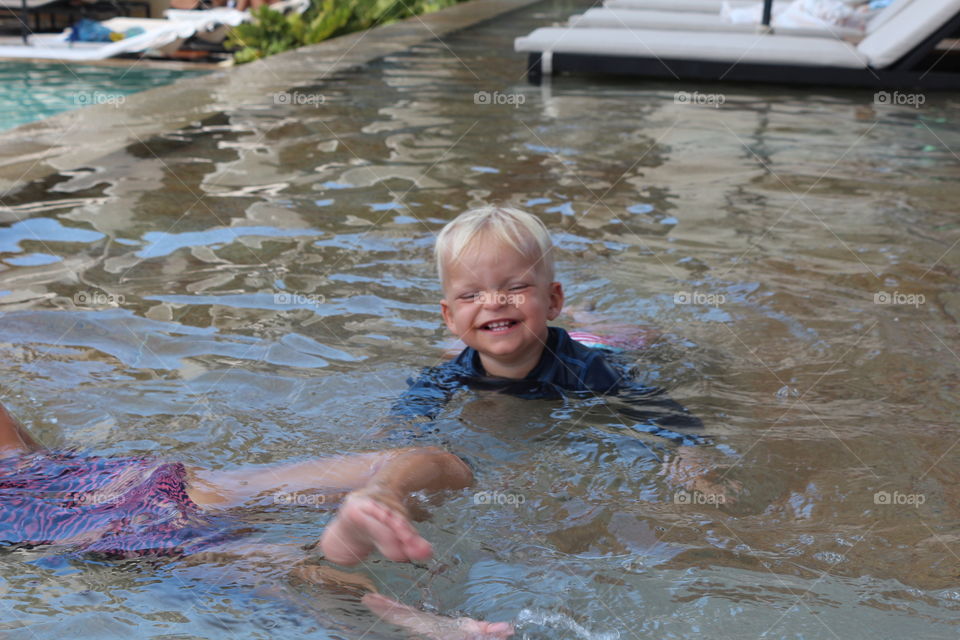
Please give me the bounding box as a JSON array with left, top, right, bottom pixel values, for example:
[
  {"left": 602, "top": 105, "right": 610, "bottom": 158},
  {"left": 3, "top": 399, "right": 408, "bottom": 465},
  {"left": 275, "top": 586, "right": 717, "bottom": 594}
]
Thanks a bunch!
[
  {"left": 546, "top": 281, "right": 564, "bottom": 321},
  {"left": 440, "top": 299, "right": 458, "bottom": 334}
]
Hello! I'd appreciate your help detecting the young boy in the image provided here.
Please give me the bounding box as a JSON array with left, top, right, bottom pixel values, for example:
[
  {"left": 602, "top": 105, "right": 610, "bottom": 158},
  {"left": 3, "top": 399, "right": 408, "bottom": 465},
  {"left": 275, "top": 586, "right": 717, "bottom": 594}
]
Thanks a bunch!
[
  {"left": 397, "top": 207, "right": 700, "bottom": 429},
  {"left": 393, "top": 206, "right": 732, "bottom": 496}
]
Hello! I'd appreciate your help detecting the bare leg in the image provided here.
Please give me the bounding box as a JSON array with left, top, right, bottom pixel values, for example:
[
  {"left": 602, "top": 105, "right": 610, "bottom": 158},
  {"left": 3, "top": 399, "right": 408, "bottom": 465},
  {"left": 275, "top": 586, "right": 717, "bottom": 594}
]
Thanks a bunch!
[
  {"left": 184, "top": 542, "right": 513, "bottom": 638},
  {"left": 184, "top": 451, "right": 391, "bottom": 508},
  {"left": 186, "top": 446, "right": 471, "bottom": 508},
  {"left": 292, "top": 564, "right": 514, "bottom": 639},
  {"left": 362, "top": 593, "right": 514, "bottom": 639},
  {"left": 0, "top": 401, "right": 43, "bottom": 456}
]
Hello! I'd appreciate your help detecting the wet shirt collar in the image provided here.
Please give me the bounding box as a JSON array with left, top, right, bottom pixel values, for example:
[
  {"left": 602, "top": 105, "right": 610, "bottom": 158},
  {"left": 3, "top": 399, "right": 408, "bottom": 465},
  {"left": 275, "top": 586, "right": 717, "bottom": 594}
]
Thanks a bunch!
[{"left": 458, "top": 326, "right": 565, "bottom": 383}]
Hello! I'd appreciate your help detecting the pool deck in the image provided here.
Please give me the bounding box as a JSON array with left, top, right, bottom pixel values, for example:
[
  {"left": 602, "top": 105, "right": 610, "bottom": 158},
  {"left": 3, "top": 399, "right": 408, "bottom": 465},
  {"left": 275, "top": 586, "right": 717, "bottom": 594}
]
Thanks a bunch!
[{"left": 0, "top": 0, "right": 542, "bottom": 197}]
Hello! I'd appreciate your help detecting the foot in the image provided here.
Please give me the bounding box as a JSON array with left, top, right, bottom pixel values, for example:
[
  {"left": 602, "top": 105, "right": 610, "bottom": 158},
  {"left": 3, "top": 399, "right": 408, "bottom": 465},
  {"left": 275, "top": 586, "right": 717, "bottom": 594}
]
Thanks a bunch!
[
  {"left": 662, "top": 447, "right": 741, "bottom": 505},
  {"left": 320, "top": 487, "right": 432, "bottom": 566},
  {"left": 363, "top": 592, "right": 514, "bottom": 639}
]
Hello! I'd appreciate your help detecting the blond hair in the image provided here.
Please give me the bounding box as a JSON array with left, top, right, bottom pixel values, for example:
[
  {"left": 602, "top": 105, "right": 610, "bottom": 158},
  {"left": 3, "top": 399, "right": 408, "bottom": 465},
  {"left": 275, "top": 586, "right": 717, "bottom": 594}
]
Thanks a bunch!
[{"left": 434, "top": 206, "right": 555, "bottom": 285}]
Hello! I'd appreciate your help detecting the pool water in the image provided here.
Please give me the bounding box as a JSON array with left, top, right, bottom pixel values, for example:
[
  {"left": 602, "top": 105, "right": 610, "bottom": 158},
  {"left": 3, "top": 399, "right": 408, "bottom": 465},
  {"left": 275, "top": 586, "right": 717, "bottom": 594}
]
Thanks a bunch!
[
  {"left": 0, "top": 61, "right": 208, "bottom": 131},
  {"left": 2, "top": 0, "right": 960, "bottom": 637}
]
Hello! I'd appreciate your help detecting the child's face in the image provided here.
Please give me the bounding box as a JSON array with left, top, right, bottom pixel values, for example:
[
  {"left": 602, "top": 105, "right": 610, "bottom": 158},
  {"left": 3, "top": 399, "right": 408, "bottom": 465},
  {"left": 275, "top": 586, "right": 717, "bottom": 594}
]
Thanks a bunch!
[{"left": 440, "top": 237, "right": 563, "bottom": 378}]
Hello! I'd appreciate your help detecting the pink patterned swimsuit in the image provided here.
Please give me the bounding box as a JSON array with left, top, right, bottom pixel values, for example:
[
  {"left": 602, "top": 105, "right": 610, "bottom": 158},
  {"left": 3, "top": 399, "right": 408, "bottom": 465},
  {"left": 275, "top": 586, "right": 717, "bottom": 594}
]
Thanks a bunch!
[{"left": 0, "top": 451, "right": 239, "bottom": 557}]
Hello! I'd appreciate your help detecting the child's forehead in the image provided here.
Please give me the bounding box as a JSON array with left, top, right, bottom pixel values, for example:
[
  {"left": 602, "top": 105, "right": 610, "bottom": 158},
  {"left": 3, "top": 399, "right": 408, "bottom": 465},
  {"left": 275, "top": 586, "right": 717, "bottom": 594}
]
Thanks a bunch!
[
  {"left": 455, "top": 237, "right": 537, "bottom": 266},
  {"left": 443, "top": 240, "right": 542, "bottom": 282}
]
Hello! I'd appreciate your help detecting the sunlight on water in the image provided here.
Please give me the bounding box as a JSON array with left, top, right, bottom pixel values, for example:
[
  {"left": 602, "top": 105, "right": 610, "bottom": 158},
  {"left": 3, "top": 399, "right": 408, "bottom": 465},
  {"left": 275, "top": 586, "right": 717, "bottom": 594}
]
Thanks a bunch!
[{"left": 1, "top": 0, "right": 960, "bottom": 637}]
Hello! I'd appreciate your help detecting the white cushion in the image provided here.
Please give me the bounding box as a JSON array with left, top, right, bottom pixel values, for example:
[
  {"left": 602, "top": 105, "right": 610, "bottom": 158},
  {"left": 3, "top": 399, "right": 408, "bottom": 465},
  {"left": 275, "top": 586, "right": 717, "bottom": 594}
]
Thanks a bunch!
[
  {"left": 515, "top": 27, "right": 868, "bottom": 68},
  {"left": 570, "top": 8, "right": 863, "bottom": 38},
  {"left": 857, "top": 0, "right": 960, "bottom": 67},
  {"left": 100, "top": 17, "right": 199, "bottom": 39},
  {"left": 572, "top": 9, "right": 757, "bottom": 31},
  {"left": 865, "top": 0, "right": 913, "bottom": 33},
  {"left": 604, "top": 0, "right": 731, "bottom": 13}
]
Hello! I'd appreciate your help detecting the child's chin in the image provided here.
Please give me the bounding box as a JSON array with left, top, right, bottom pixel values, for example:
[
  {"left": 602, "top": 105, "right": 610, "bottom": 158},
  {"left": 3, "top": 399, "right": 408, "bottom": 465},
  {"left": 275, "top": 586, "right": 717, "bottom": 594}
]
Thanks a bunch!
[{"left": 475, "top": 339, "right": 529, "bottom": 359}]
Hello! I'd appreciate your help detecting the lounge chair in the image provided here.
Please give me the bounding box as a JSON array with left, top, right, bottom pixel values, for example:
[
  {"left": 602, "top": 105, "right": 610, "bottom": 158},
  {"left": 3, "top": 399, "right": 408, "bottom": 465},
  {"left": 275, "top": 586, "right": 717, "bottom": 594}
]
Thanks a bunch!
[
  {"left": 515, "top": 0, "right": 960, "bottom": 89},
  {"left": 570, "top": 0, "right": 911, "bottom": 40},
  {"left": 0, "top": 16, "right": 196, "bottom": 59},
  {"left": 1, "top": 0, "right": 151, "bottom": 43}
]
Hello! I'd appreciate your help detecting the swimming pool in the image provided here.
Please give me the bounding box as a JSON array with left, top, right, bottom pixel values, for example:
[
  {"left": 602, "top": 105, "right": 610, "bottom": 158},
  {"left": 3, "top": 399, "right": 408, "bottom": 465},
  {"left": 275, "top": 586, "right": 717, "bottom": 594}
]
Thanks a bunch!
[
  {"left": 1, "top": 0, "right": 960, "bottom": 637},
  {"left": 0, "top": 61, "right": 208, "bottom": 131}
]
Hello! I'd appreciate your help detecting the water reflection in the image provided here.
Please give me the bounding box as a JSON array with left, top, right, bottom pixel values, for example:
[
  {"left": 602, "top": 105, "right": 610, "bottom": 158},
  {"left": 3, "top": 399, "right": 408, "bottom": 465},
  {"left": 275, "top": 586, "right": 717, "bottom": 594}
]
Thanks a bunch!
[{"left": 2, "top": 0, "right": 960, "bottom": 637}]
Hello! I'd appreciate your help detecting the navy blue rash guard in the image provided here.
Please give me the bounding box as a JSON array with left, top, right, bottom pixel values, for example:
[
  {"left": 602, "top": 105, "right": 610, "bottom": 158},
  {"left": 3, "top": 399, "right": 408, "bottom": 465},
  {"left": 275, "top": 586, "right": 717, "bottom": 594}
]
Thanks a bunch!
[{"left": 391, "top": 326, "right": 707, "bottom": 446}]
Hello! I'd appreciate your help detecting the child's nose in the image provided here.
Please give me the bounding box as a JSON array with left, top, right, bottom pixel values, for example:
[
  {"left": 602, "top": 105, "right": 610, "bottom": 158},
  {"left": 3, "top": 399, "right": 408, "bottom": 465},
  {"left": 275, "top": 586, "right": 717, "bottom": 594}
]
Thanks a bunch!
[{"left": 481, "top": 289, "right": 507, "bottom": 308}]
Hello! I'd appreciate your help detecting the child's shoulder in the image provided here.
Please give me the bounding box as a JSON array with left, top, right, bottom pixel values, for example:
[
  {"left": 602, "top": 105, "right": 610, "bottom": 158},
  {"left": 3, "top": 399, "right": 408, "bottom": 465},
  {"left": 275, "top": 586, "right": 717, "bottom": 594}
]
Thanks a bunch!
[{"left": 548, "top": 327, "right": 627, "bottom": 394}]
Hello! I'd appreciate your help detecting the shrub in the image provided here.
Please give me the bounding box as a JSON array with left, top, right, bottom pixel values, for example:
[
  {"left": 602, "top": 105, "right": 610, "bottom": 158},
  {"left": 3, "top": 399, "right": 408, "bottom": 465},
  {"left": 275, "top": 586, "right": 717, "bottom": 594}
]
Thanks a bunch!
[{"left": 226, "top": 0, "right": 464, "bottom": 63}]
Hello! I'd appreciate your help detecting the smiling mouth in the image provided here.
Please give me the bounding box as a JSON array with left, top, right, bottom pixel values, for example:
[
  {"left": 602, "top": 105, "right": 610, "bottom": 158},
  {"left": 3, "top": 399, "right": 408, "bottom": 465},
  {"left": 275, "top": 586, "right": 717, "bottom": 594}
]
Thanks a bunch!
[{"left": 480, "top": 320, "right": 519, "bottom": 332}]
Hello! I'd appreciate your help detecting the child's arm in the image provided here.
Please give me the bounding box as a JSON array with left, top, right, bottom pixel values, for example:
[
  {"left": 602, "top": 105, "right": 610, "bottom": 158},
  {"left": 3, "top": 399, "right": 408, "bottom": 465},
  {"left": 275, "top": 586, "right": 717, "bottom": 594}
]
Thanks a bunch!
[{"left": 318, "top": 447, "right": 472, "bottom": 566}]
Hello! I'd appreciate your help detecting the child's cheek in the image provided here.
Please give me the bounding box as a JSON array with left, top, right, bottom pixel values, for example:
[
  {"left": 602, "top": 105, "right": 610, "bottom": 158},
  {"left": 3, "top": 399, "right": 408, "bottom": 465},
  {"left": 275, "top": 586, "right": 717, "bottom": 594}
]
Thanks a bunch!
[{"left": 458, "top": 305, "right": 475, "bottom": 331}]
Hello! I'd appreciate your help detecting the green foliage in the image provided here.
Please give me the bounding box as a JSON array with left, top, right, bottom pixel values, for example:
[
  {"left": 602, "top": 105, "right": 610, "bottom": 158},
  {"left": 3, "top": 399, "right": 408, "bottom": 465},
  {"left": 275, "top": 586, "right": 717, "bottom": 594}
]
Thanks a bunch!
[{"left": 226, "top": 0, "right": 464, "bottom": 64}]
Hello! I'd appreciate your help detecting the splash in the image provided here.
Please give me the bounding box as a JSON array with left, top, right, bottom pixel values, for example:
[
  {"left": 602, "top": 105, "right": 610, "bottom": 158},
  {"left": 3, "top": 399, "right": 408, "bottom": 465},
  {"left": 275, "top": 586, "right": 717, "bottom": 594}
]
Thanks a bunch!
[{"left": 515, "top": 609, "right": 621, "bottom": 640}]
